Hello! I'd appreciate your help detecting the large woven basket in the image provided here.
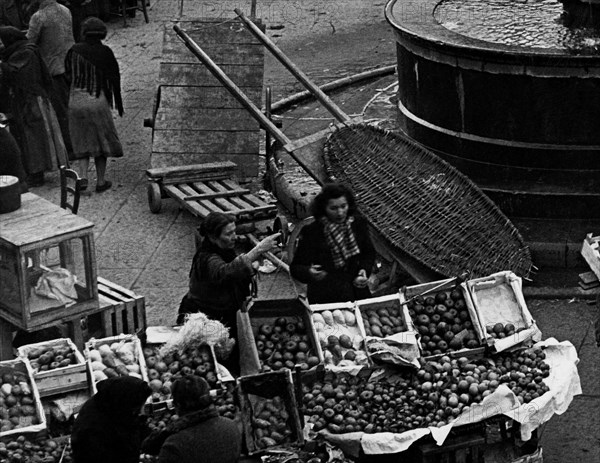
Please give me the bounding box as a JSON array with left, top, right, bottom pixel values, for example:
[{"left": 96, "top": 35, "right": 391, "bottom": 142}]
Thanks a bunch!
[{"left": 323, "top": 123, "right": 532, "bottom": 279}]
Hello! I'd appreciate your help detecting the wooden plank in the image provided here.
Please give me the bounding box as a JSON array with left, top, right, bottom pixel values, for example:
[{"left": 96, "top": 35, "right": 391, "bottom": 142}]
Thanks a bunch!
[
  {"left": 158, "top": 86, "right": 263, "bottom": 108},
  {"left": 239, "top": 193, "right": 270, "bottom": 209},
  {"left": 178, "top": 184, "right": 223, "bottom": 214},
  {"left": 165, "top": 20, "right": 265, "bottom": 46},
  {"left": 163, "top": 185, "right": 213, "bottom": 217},
  {"left": 227, "top": 194, "right": 258, "bottom": 211},
  {"left": 182, "top": 187, "right": 250, "bottom": 201},
  {"left": 161, "top": 42, "right": 264, "bottom": 65},
  {"left": 154, "top": 107, "right": 260, "bottom": 131},
  {"left": 152, "top": 130, "right": 259, "bottom": 154},
  {"left": 190, "top": 182, "right": 243, "bottom": 213},
  {"left": 151, "top": 153, "right": 258, "bottom": 178},
  {"left": 158, "top": 63, "right": 264, "bottom": 87},
  {"left": 146, "top": 161, "right": 236, "bottom": 180},
  {"left": 133, "top": 298, "right": 146, "bottom": 333}
]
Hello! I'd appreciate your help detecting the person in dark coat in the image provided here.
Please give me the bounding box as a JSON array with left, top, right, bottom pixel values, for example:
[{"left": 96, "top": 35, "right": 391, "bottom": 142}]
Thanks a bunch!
[
  {"left": 290, "top": 183, "right": 376, "bottom": 304},
  {"left": 71, "top": 376, "right": 152, "bottom": 463},
  {"left": 142, "top": 376, "right": 241, "bottom": 463},
  {"left": 0, "top": 114, "right": 27, "bottom": 192},
  {"left": 177, "top": 211, "right": 280, "bottom": 374}
]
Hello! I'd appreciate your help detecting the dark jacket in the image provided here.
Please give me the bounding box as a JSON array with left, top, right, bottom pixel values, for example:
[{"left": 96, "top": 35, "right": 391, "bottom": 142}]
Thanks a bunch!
[
  {"left": 71, "top": 377, "right": 152, "bottom": 463},
  {"left": 183, "top": 239, "right": 253, "bottom": 317},
  {"left": 290, "top": 215, "right": 376, "bottom": 303},
  {"left": 142, "top": 406, "right": 241, "bottom": 463}
]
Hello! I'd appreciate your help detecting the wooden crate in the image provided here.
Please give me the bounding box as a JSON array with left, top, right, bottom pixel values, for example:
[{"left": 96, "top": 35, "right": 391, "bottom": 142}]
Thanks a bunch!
[
  {"left": 85, "top": 334, "right": 148, "bottom": 394},
  {"left": 0, "top": 358, "right": 46, "bottom": 439},
  {"left": 309, "top": 301, "right": 371, "bottom": 368},
  {"left": 581, "top": 233, "right": 600, "bottom": 281},
  {"left": 355, "top": 293, "right": 420, "bottom": 367},
  {"left": 237, "top": 369, "right": 304, "bottom": 455},
  {"left": 17, "top": 338, "right": 88, "bottom": 397},
  {"left": 245, "top": 296, "right": 322, "bottom": 372},
  {"left": 400, "top": 278, "right": 485, "bottom": 360},
  {"left": 461, "top": 271, "right": 541, "bottom": 353}
]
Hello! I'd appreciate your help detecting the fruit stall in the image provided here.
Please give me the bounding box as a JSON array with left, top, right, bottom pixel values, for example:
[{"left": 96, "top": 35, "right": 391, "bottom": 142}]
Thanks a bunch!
[{"left": 0, "top": 271, "right": 581, "bottom": 463}]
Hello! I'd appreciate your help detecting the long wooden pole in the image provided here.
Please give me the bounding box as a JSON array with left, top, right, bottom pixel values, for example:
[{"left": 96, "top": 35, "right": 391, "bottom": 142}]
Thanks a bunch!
[
  {"left": 173, "top": 25, "right": 322, "bottom": 183},
  {"left": 234, "top": 8, "right": 352, "bottom": 125}
]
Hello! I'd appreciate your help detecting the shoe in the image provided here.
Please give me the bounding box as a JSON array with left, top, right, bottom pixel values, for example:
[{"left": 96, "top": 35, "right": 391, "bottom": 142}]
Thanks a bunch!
[
  {"left": 96, "top": 180, "right": 112, "bottom": 192},
  {"left": 80, "top": 178, "right": 88, "bottom": 191}
]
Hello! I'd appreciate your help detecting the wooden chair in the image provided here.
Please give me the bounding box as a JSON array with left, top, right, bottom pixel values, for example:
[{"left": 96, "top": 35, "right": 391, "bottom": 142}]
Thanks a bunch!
[
  {"left": 60, "top": 165, "right": 83, "bottom": 215},
  {"left": 114, "top": 0, "right": 149, "bottom": 26}
]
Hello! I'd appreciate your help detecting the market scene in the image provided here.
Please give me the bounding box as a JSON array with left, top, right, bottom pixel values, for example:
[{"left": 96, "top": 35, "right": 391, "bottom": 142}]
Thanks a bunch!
[{"left": 0, "top": 0, "right": 599, "bottom": 462}]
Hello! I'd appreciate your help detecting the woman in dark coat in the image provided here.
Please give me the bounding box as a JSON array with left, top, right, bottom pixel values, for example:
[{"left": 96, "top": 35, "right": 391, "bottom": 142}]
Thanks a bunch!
[
  {"left": 290, "top": 183, "right": 376, "bottom": 304},
  {"left": 178, "top": 211, "right": 280, "bottom": 373},
  {"left": 142, "top": 376, "right": 241, "bottom": 463},
  {"left": 0, "top": 26, "right": 67, "bottom": 186},
  {"left": 71, "top": 376, "right": 152, "bottom": 463}
]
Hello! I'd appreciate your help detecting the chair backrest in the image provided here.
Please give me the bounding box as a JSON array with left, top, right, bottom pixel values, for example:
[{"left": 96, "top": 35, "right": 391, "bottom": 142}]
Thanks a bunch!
[
  {"left": 285, "top": 216, "right": 315, "bottom": 264},
  {"left": 59, "top": 165, "right": 82, "bottom": 214}
]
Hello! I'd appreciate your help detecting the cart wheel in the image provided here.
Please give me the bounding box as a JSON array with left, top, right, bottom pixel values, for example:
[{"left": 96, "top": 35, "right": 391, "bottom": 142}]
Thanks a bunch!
[
  {"left": 272, "top": 215, "right": 290, "bottom": 247},
  {"left": 147, "top": 182, "right": 162, "bottom": 213}
]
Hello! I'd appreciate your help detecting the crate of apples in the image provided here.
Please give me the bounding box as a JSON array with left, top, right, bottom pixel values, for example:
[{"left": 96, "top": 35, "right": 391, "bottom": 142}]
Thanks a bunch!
[
  {"left": 143, "top": 343, "right": 222, "bottom": 409},
  {"left": 247, "top": 297, "right": 322, "bottom": 372},
  {"left": 310, "top": 302, "right": 370, "bottom": 368},
  {"left": 462, "top": 271, "right": 542, "bottom": 352},
  {"left": 0, "top": 359, "right": 46, "bottom": 438},
  {"left": 17, "top": 338, "right": 87, "bottom": 397},
  {"left": 401, "top": 279, "right": 483, "bottom": 359},
  {"left": 85, "top": 334, "right": 148, "bottom": 393}
]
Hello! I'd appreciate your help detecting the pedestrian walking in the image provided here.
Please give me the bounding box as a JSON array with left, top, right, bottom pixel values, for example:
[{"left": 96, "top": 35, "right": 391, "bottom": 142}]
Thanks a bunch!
[
  {"left": 0, "top": 26, "right": 67, "bottom": 186},
  {"left": 26, "top": 0, "right": 74, "bottom": 159},
  {"left": 65, "top": 16, "right": 124, "bottom": 192}
]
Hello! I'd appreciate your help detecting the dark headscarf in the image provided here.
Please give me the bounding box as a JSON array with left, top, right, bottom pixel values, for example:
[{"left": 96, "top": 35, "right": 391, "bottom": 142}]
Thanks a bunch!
[
  {"left": 95, "top": 376, "right": 152, "bottom": 419},
  {"left": 0, "top": 26, "right": 52, "bottom": 98},
  {"left": 65, "top": 18, "right": 124, "bottom": 116}
]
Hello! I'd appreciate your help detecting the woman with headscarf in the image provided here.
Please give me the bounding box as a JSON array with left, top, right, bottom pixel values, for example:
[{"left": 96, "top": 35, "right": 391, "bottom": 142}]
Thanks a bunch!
[
  {"left": 290, "top": 182, "right": 376, "bottom": 303},
  {"left": 0, "top": 26, "right": 67, "bottom": 187},
  {"left": 71, "top": 376, "right": 152, "bottom": 463},
  {"left": 65, "top": 16, "right": 123, "bottom": 193}
]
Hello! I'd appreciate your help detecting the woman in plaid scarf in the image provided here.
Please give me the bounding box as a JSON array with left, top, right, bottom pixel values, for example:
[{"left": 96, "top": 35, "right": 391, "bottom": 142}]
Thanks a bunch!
[{"left": 291, "top": 183, "right": 376, "bottom": 303}]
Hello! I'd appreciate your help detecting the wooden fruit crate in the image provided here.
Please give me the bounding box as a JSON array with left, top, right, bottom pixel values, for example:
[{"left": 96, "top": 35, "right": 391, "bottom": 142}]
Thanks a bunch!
[
  {"left": 462, "top": 271, "right": 541, "bottom": 353},
  {"left": 0, "top": 358, "right": 46, "bottom": 439},
  {"left": 237, "top": 369, "right": 303, "bottom": 455},
  {"left": 246, "top": 296, "right": 322, "bottom": 372},
  {"left": 400, "top": 278, "right": 486, "bottom": 361},
  {"left": 355, "top": 293, "right": 420, "bottom": 367},
  {"left": 309, "top": 301, "right": 371, "bottom": 369},
  {"left": 85, "top": 334, "right": 148, "bottom": 394},
  {"left": 17, "top": 338, "right": 88, "bottom": 397}
]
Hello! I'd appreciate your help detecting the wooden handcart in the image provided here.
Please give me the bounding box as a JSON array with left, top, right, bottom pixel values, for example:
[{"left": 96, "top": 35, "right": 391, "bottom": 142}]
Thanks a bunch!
[{"left": 146, "top": 160, "right": 277, "bottom": 222}]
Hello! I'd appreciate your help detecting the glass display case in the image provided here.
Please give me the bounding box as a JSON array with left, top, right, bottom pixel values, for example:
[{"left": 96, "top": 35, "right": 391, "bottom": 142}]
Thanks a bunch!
[{"left": 0, "top": 193, "right": 98, "bottom": 330}]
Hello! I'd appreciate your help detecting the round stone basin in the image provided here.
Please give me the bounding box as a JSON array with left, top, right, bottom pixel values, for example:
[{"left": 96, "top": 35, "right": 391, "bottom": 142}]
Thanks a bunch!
[{"left": 435, "top": 0, "right": 600, "bottom": 53}]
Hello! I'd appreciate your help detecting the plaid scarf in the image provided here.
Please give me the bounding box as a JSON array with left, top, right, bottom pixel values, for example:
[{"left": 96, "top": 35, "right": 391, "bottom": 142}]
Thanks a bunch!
[{"left": 321, "top": 216, "right": 360, "bottom": 269}]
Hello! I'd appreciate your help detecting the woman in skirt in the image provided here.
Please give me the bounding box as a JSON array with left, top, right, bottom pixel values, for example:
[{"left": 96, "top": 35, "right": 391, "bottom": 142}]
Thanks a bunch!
[{"left": 65, "top": 17, "right": 123, "bottom": 192}]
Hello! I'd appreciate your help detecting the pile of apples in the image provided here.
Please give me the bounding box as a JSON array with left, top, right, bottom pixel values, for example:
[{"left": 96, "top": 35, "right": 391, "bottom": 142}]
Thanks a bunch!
[
  {"left": 255, "top": 317, "right": 320, "bottom": 372},
  {"left": 312, "top": 309, "right": 369, "bottom": 367},
  {"left": 0, "top": 370, "right": 39, "bottom": 434},
  {"left": 88, "top": 341, "right": 143, "bottom": 383},
  {"left": 406, "top": 289, "right": 481, "bottom": 357},
  {"left": 26, "top": 344, "right": 79, "bottom": 372},
  {"left": 360, "top": 303, "right": 407, "bottom": 337},
  {"left": 143, "top": 344, "right": 220, "bottom": 403},
  {"left": 302, "top": 347, "right": 551, "bottom": 434},
  {"left": 252, "top": 395, "right": 295, "bottom": 449},
  {"left": 0, "top": 436, "right": 69, "bottom": 463}
]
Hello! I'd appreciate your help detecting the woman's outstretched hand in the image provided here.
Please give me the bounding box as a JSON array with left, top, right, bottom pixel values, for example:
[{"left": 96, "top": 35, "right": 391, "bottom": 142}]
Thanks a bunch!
[
  {"left": 353, "top": 269, "right": 368, "bottom": 289},
  {"left": 248, "top": 233, "right": 281, "bottom": 261}
]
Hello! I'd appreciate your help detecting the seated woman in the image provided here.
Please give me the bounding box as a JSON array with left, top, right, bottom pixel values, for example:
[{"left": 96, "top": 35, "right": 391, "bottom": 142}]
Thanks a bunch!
[
  {"left": 178, "top": 211, "right": 280, "bottom": 373},
  {"left": 290, "top": 183, "right": 376, "bottom": 304},
  {"left": 142, "top": 376, "right": 242, "bottom": 463}
]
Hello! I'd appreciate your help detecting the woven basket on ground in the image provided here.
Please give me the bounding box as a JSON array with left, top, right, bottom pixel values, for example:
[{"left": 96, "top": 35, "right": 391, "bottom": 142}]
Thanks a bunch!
[{"left": 323, "top": 123, "right": 532, "bottom": 279}]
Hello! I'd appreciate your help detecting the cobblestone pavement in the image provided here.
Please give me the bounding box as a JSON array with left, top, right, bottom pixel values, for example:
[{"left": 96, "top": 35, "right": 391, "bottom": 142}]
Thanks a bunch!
[{"left": 25, "top": 2, "right": 599, "bottom": 461}]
